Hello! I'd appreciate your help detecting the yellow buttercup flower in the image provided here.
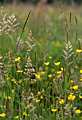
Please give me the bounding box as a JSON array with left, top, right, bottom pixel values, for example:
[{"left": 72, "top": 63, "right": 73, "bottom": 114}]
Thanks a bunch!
[
  {"left": 11, "top": 79, "right": 17, "bottom": 84},
  {"left": 7, "top": 96, "right": 11, "bottom": 100},
  {"left": 17, "top": 70, "right": 23, "bottom": 73},
  {"left": 44, "top": 62, "right": 49, "bottom": 66},
  {"left": 23, "top": 112, "right": 28, "bottom": 117},
  {"left": 51, "top": 108, "right": 58, "bottom": 112},
  {"left": 15, "top": 57, "right": 21, "bottom": 62},
  {"left": 68, "top": 93, "right": 76, "bottom": 101},
  {"left": 72, "top": 85, "right": 78, "bottom": 91},
  {"left": 40, "top": 71, "right": 45, "bottom": 75},
  {"left": 70, "top": 80, "right": 74, "bottom": 83},
  {"left": 0, "top": 113, "right": 6, "bottom": 117},
  {"left": 59, "top": 99, "right": 64, "bottom": 105},
  {"left": 61, "top": 67, "right": 63, "bottom": 71},
  {"left": 76, "top": 49, "right": 82, "bottom": 53},
  {"left": 36, "top": 99, "right": 40, "bottom": 103},
  {"left": 80, "top": 70, "right": 82, "bottom": 74},
  {"left": 79, "top": 95, "right": 82, "bottom": 99},
  {"left": 35, "top": 73, "right": 41, "bottom": 79},
  {"left": 37, "top": 91, "right": 41, "bottom": 95},
  {"left": 57, "top": 71, "right": 62, "bottom": 74},
  {"left": 54, "top": 62, "right": 60, "bottom": 66},
  {"left": 48, "top": 74, "right": 52, "bottom": 78},
  {"left": 40, "top": 95, "right": 43, "bottom": 99},
  {"left": 14, "top": 116, "right": 19, "bottom": 119},
  {"left": 49, "top": 56, "right": 52, "bottom": 59},
  {"left": 80, "top": 78, "right": 82, "bottom": 81},
  {"left": 75, "top": 109, "right": 81, "bottom": 114}
]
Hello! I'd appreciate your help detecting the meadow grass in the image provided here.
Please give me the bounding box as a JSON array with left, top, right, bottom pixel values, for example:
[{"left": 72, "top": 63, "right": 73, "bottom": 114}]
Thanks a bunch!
[{"left": 0, "top": 4, "right": 82, "bottom": 120}]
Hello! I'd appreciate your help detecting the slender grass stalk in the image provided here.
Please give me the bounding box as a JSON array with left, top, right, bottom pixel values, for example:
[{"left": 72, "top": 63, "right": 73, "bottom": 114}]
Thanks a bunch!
[{"left": 16, "top": 11, "right": 31, "bottom": 50}]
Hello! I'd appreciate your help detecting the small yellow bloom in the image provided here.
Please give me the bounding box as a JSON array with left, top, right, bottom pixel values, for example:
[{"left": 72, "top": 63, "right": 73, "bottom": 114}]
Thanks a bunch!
[
  {"left": 76, "top": 49, "right": 82, "bottom": 53},
  {"left": 72, "top": 85, "right": 78, "bottom": 91},
  {"left": 49, "top": 56, "right": 52, "bottom": 59},
  {"left": 80, "top": 70, "right": 82, "bottom": 74},
  {"left": 61, "top": 67, "right": 63, "bottom": 71},
  {"left": 80, "top": 78, "right": 82, "bottom": 81},
  {"left": 36, "top": 99, "right": 40, "bottom": 103},
  {"left": 37, "top": 91, "right": 41, "bottom": 95},
  {"left": 14, "top": 116, "right": 19, "bottom": 119},
  {"left": 35, "top": 73, "right": 41, "bottom": 79},
  {"left": 5, "top": 96, "right": 11, "bottom": 100},
  {"left": 54, "top": 62, "right": 60, "bottom": 66},
  {"left": 0, "top": 113, "right": 6, "bottom": 117},
  {"left": 17, "top": 70, "right": 23, "bottom": 73},
  {"left": 57, "top": 71, "right": 62, "bottom": 74},
  {"left": 68, "top": 93, "right": 76, "bottom": 101},
  {"left": 11, "top": 79, "right": 17, "bottom": 84},
  {"left": 59, "top": 99, "right": 64, "bottom": 105},
  {"left": 51, "top": 108, "right": 58, "bottom": 112},
  {"left": 40, "top": 71, "right": 45, "bottom": 75},
  {"left": 79, "top": 95, "right": 82, "bottom": 99},
  {"left": 48, "top": 74, "right": 52, "bottom": 78},
  {"left": 75, "top": 109, "right": 81, "bottom": 114},
  {"left": 15, "top": 57, "right": 21, "bottom": 62},
  {"left": 70, "top": 80, "right": 74, "bottom": 84},
  {"left": 8, "top": 96, "right": 11, "bottom": 100},
  {"left": 40, "top": 95, "right": 43, "bottom": 99},
  {"left": 12, "top": 89, "right": 14, "bottom": 93},
  {"left": 23, "top": 112, "right": 28, "bottom": 117},
  {"left": 44, "top": 62, "right": 49, "bottom": 66}
]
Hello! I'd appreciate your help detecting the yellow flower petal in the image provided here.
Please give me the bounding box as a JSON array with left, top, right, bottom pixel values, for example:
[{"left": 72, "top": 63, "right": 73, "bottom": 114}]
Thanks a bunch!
[
  {"left": 72, "top": 85, "right": 78, "bottom": 91},
  {"left": 76, "top": 49, "right": 82, "bottom": 53},
  {"left": 23, "top": 112, "right": 28, "bottom": 117},
  {"left": 75, "top": 109, "right": 81, "bottom": 114},
  {"left": 54, "top": 62, "right": 60, "bottom": 66},
  {"left": 15, "top": 57, "right": 21, "bottom": 62},
  {"left": 44, "top": 62, "right": 49, "bottom": 66},
  {"left": 59, "top": 99, "right": 64, "bottom": 105},
  {"left": 68, "top": 93, "right": 76, "bottom": 101},
  {"left": 79, "top": 95, "right": 82, "bottom": 99},
  {"left": 0, "top": 113, "right": 6, "bottom": 117},
  {"left": 80, "top": 70, "right": 82, "bottom": 74},
  {"left": 51, "top": 108, "right": 58, "bottom": 112}
]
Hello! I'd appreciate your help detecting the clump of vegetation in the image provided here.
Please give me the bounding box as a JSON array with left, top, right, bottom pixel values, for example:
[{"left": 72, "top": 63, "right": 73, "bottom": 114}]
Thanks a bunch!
[{"left": 0, "top": 6, "right": 82, "bottom": 120}]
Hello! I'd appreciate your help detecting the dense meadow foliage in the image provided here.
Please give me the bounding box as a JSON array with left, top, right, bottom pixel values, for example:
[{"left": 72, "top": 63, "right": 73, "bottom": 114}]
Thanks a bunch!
[
  {"left": 0, "top": 0, "right": 82, "bottom": 4},
  {"left": 0, "top": 4, "right": 82, "bottom": 120}
]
